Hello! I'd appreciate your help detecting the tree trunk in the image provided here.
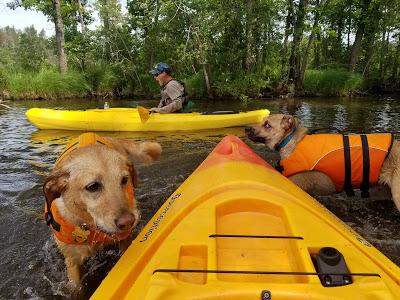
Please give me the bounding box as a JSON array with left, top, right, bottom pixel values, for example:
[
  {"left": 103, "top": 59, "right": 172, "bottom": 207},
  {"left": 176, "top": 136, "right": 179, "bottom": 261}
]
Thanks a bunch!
[
  {"left": 289, "top": 0, "right": 308, "bottom": 91},
  {"left": 379, "top": 29, "right": 386, "bottom": 80},
  {"left": 349, "top": 0, "right": 371, "bottom": 71},
  {"left": 99, "top": 0, "right": 111, "bottom": 61},
  {"left": 314, "top": 30, "right": 321, "bottom": 68},
  {"left": 245, "top": 0, "right": 255, "bottom": 71},
  {"left": 346, "top": 2, "right": 352, "bottom": 51},
  {"left": 77, "top": 0, "right": 86, "bottom": 33},
  {"left": 202, "top": 63, "right": 213, "bottom": 99},
  {"left": 148, "top": 0, "right": 159, "bottom": 68},
  {"left": 335, "top": 6, "right": 344, "bottom": 61},
  {"left": 281, "top": 0, "right": 294, "bottom": 78},
  {"left": 299, "top": 0, "right": 323, "bottom": 87},
  {"left": 392, "top": 38, "right": 400, "bottom": 81},
  {"left": 349, "top": 27, "right": 364, "bottom": 72},
  {"left": 54, "top": 0, "right": 67, "bottom": 73}
]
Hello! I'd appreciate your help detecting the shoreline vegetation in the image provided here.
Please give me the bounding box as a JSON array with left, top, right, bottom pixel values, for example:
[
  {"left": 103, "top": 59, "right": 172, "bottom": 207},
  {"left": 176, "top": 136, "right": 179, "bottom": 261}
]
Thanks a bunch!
[
  {"left": 1, "top": 0, "right": 399, "bottom": 101},
  {"left": 0, "top": 68, "right": 369, "bottom": 101}
]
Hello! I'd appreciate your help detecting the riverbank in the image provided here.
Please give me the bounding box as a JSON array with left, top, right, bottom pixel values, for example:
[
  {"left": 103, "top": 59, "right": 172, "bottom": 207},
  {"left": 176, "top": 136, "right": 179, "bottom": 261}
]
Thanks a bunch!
[{"left": 2, "top": 68, "right": 396, "bottom": 101}]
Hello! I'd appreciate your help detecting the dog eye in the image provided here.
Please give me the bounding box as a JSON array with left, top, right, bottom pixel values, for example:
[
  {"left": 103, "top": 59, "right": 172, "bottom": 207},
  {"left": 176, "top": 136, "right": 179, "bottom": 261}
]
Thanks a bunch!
[
  {"left": 85, "top": 182, "right": 102, "bottom": 192},
  {"left": 263, "top": 122, "right": 271, "bottom": 128},
  {"left": 121, "top": 176, "right": 129, "bottom": 185}
]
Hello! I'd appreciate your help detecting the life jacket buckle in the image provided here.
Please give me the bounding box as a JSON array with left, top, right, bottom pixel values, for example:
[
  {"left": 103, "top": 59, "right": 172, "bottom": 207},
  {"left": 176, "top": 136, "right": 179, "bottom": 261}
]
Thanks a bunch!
[
  {"left": 45, "top": 211, "right": 53, "bottom": 226},
  {"left": 44, "top": 211, "right": 61, "bottom": 232}
]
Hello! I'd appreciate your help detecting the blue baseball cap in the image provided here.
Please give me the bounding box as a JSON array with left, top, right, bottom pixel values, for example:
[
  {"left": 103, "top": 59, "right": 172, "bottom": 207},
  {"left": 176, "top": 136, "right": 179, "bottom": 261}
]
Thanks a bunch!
[{"left": 149, "top": 62, "right": 171, "bottom": 76}]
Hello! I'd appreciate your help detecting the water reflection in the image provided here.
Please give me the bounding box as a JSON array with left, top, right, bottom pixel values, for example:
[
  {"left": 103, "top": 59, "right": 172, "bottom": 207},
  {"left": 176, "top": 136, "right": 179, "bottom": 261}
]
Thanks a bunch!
[
  {"left": 1, "top": 97, "right": 400, "bottom": 299},
  {"left": 29, "top": 127, "right": 247, "bottom": 147},
  {"left": 294, "top": 102, "right": 313, "bottom": 128},
  {"left": 332, "top": 104, "right": 348, "bottom": 132},
  {"left": 374, "top": 103, "right": 398, "bottom": 132}
]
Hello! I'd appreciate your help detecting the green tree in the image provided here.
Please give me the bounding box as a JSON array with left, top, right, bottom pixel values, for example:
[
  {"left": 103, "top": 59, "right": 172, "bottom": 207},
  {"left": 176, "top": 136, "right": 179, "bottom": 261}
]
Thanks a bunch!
[
  {"left": 8, "top": 0, "right": 68, "bottom": 72},
  {"left": 16, "top": 26, "right": 47, "bottom": 71}
]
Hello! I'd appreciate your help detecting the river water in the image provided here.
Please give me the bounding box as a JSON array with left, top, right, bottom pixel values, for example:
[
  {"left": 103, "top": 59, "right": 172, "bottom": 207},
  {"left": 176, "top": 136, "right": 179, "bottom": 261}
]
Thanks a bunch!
[{"left": 1, "top": 97, "right": 399, "bottom": 299}]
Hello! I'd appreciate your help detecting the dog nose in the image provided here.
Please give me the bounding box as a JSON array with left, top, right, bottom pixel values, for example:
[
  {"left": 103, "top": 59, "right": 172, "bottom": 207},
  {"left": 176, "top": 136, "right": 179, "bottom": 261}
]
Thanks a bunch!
[
  {"left": 245, "top": 127, "right": 254, "bottom": 134},
  {"left": 115, "top": 212, "right": 135, "bottom": 231}
]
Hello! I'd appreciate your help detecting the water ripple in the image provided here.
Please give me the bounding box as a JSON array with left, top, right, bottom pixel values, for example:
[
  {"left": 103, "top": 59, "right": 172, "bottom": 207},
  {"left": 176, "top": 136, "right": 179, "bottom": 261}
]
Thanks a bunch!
[{"left": 1, "top": 98, "right": 400, "bottom": 299}]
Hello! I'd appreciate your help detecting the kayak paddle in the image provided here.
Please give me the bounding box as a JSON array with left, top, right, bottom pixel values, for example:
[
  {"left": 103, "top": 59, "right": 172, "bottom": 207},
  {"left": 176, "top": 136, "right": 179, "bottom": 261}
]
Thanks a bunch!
[{"left": 137, "top": 106, "right": 151, "bottom": 123}]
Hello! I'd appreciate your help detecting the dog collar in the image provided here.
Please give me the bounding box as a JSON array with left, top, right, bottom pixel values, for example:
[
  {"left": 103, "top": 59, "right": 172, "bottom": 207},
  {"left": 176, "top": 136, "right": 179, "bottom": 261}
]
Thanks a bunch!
[
  {"left": 44, "top": 186, "right": 134, "bottom": 245},
  {"left": 275, "top": 128, "right": 297, "bottom": 151}
]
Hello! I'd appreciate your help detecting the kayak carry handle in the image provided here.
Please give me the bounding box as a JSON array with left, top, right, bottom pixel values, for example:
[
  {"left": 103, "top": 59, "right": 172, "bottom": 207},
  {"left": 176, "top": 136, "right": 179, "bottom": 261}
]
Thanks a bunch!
[{"left": 202, "top": 110, "right": 239, "bottom": 115}]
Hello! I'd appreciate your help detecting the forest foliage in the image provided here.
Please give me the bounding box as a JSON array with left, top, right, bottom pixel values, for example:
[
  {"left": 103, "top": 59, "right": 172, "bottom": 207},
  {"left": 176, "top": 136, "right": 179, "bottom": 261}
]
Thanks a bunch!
[{"left": 1, "top": 0, "right": 399, "bottom": 100}]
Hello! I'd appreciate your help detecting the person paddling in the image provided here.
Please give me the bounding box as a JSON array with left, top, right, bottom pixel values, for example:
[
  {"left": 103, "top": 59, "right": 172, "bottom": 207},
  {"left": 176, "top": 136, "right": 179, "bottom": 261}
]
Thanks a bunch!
[{"left": 149, "top": 62, "right": 192, "bottom": 113}]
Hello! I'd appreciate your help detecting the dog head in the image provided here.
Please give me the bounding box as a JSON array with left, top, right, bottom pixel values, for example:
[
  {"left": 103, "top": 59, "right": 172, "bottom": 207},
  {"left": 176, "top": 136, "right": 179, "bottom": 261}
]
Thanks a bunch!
[
  {"left": 245, "top": 114, "right": 299, "bottom": 151},
  {"left": 43, "top": 139, "right": 162, "bottom": 237}
]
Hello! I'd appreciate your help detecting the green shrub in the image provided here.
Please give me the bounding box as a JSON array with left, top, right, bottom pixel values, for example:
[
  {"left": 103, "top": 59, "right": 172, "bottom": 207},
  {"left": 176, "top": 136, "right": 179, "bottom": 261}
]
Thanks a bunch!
[
  {"left": 303, "top": 69, "right": 363, "bottom": 96},
  {"left": 214, "top": 71, "right": 271, "bottom": 99},
  {"left": 7, "top": 69, "right": 90, "bottom": 99},
  {"left": 0, "top": 67, "right": 8, "bottom": 91},
  {"left": 84, "top": 63, "right": 117, "bottom": 95},
  {"left": 184, "top": 72, "right": 204, "bottom": 99}
]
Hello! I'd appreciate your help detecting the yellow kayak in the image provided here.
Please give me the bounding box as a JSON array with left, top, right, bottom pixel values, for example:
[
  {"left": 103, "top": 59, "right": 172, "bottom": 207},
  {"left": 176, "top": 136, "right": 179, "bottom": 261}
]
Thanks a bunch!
[
  {"left": 92, "top": 135, "right": 400, "bottom": 299},
  {"left": 25, "top": 108, "right": 269, "bottom": 131}
]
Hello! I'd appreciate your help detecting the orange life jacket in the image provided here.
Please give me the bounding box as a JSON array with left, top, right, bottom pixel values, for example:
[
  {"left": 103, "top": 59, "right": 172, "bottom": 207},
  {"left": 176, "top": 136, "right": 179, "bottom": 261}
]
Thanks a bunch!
[
  {"left": 44, "top": 132, "right": 135, "bottom": 245},
  {"left": 279, "top": 133, "right": 393, "bottom": 195}
]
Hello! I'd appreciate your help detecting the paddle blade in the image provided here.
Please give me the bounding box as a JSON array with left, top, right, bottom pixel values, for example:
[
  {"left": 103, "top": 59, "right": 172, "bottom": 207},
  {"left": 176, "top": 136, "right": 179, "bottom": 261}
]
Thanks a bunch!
[{"left": 138, "top": 106, "right": 150, "bottom": 123}]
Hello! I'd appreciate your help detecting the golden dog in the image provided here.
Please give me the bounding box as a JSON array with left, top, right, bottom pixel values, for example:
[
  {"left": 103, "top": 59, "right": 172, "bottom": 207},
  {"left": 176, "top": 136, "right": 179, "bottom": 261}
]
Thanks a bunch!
[
  {"left": 246, "top": 114, "right": 400, "bottom": 212},
  {"left": 43, "top": 133, "right": 161, "bottom": 285}
]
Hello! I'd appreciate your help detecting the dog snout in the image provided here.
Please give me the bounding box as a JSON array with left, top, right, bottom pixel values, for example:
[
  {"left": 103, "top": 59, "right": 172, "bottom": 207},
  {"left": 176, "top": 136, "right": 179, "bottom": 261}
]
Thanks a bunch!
[
  {"left": 245, "top": 126, "right": 266, "bottom": 144},
  {"left": 115, "top": 212, "right": 135, "bottom": 231},
  {"left": 245, "top": 126, "right": 254, "bottom": 134}
]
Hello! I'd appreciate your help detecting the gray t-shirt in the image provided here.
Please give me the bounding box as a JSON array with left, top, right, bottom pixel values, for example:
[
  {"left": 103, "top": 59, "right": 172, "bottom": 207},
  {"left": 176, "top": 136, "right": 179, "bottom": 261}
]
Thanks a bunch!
[{"left": 158, "top": 80, "right": 185, "bottom": 113}]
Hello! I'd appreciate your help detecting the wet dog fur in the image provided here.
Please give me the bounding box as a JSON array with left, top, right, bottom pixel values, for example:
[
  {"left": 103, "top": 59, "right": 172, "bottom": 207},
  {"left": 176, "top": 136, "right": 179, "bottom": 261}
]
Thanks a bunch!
[
  {"left": 43, "top": 137, "right": 162, "bottom": 286},
  {"left": 246, "top": 113, "right": 400, "bottom": 212}
]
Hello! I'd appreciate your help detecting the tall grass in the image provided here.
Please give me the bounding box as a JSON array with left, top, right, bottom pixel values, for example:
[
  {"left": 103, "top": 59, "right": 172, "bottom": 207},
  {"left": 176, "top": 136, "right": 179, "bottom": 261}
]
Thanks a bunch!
[
  {"left": 0, "top": 67, "right": 7, "bottom": 92},
  {"left": 1, "top": 67, "right": 366, "bottom": 100},
  {"left": 83, "top": 63, "right": 116, "bottom": 96},
  {"left": 5, "top": 69, "right": 90, "bottom": 99},
  {"left": 214, "top": 72, "right": 272, "bottom": 99},
  {"left": 303, "top": 69, "right": 363, "bottom": 96}
]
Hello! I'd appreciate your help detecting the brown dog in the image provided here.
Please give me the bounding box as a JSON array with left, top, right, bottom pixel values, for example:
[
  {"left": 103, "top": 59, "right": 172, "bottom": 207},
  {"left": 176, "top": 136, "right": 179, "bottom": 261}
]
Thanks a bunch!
[
  {"left": 43, "top": 133, "right": 162, "bottom": 285},
  {"left": 246, "top": 114, "right": 400, "bottom": 212}
]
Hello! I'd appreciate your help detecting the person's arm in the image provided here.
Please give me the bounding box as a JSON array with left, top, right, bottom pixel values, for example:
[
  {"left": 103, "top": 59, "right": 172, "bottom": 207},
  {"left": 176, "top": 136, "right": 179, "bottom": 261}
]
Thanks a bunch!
[
  {"left": 149, "top": 100, "right": 164, "bottom": 112},
  {"left": 158, "top": 98, "right": 183, "bottom": 113}
]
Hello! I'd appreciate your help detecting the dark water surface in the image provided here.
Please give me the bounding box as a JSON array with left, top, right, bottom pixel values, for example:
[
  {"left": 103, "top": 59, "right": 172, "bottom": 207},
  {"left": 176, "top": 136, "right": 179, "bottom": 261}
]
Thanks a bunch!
[{"left": 1, "top": 97, "right": 400, "bottom": 299}]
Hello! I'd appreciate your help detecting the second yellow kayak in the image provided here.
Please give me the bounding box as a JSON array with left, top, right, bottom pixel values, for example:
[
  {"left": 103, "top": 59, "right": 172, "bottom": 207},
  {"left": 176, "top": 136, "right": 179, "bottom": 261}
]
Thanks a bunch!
[
  {"left": 92, "top": 135, "right": 400, "bottom": 299},
  {"left": 25, "top": 108, "right": 270, "bottom": 131}
]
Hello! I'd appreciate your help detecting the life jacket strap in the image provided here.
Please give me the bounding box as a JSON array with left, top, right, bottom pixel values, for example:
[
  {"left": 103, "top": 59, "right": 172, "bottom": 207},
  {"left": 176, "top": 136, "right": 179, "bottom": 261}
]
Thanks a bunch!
[
  {"left": 360, "top": 134, "right": 370, "bottom": 198},
  {"left": 342, "top": 135, "right": 355, "bottom": 197},
  {"left": 275, "top": 161, "right": 284, "bottom": 173}
]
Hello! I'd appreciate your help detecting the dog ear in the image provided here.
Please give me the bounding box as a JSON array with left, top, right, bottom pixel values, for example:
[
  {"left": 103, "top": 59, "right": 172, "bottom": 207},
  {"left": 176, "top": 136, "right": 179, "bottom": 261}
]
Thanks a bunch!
[
  {"left": 43, "top": 170, "right": 69, "bottom": 203},
  {"left": 135, "top": 142, "right": 162, "bottom": 163},
  {"left": 128, "top": 163, "right": 138, "bottom": 187},
  {"left": 109, "top": 138, "right": 162, "bottom": 164},
  {"left": 281, "top": 115, "right": 297, "bottom": 131}
]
